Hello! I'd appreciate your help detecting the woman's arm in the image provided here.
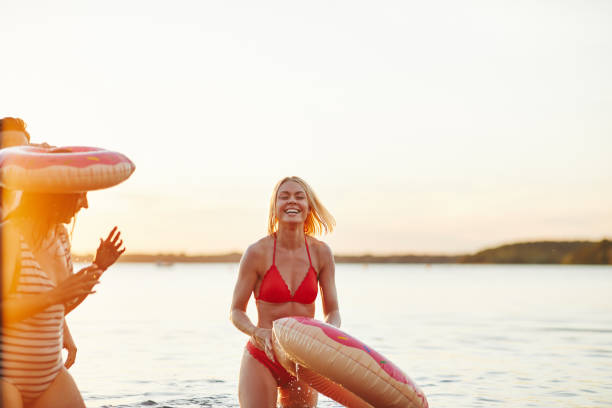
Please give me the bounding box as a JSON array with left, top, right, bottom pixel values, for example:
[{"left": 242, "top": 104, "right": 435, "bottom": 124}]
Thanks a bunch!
[
  {"left": 318, "top": 242, "right": 341, "bottom": 328},
  {"left": 2, "top": 267, "right": 101, "bottom": 325},
  {"left": 63, "top": 264, "right": 102, "bottom": 315},
  {"left": 229, "top": 243, "right": 274, "bottom": 360},
  {"left": 230, "top": 245, "right": 261, "bottom": 336},
  {"left": 1, "top": 225, "right": 53, "bottom": 322},
  {"left": 63, "top": 320, "right": 78, "bottom": 368},
  {"left": 2, "top": 225, "right": 100, "bottom": 324},
  {"left": 61, "top": 225, "right": 118, "bottom": 315}
]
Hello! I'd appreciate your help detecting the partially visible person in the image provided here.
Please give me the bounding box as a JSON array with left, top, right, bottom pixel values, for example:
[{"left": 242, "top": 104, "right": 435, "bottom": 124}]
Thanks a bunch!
[
  {"left": 1, "top": 191, "right": 126, "bottom": 408},
  {"left": 0, "top": 117, "right": 30, "bottom": 148},
  {"left": 0, "top": 118, "right": 133, "bottom": 407},
  {"left": 0, "top": 117, "right": 51, "bottom": 149},
  {"left": 1, "top": 118, "right": 29, "bottom": 219},
  {"left": 0, "top": 117, "right": 52, "bottom": 219},
  {"left": 0, "top": 130, "right": 130, "bottom": 407}
]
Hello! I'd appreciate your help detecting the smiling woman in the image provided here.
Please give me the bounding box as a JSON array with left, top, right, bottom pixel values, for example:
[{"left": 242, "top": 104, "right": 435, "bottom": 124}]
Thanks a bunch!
[
  {"left": 230, "top": 176, "right": 340, "bottom": 408},
  {"left": 268, "top": 177, "right": 335, "bottom": 237}
]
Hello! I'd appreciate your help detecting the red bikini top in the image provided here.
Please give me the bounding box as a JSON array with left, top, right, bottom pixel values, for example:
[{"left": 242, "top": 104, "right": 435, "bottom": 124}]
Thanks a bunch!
[{"left": 255, "top": 235, "right": 318, "bottom": 304}]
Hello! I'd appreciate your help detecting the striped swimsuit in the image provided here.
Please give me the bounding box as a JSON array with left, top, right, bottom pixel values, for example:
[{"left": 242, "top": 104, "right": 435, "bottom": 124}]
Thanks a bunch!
[{"left": 1, "top": 227, "right": 72, "bottom": 404}]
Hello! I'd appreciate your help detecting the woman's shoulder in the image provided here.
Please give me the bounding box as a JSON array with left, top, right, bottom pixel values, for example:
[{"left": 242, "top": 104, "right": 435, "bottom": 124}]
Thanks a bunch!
[
  {"left": 307, "top": 236, "right": 333, "bottom": 259},
  {"left": 242, "top": 235, "right": 274, "bottom": 263}
]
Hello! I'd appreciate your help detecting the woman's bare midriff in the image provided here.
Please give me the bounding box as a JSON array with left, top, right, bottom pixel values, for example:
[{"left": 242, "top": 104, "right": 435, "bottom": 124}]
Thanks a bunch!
[{"left": 255, "top": 300, "right": 315, "bottom": 329}]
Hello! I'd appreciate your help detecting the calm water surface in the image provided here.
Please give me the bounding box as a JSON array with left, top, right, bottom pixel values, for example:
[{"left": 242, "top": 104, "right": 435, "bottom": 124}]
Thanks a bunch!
[{"left": 66, "top": 263, "right": 612, "bottom": 407}]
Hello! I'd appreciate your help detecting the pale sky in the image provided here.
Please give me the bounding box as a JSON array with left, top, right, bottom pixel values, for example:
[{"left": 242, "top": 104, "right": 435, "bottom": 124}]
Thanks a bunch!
[{"left": 2, "top": 0, "right": 611, "bottom": 255}]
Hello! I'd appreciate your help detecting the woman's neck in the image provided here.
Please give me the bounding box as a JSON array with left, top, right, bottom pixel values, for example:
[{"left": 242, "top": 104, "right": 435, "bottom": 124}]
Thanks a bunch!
[{"left": 276, "top": 226, "right": 305, "bottom": 250}]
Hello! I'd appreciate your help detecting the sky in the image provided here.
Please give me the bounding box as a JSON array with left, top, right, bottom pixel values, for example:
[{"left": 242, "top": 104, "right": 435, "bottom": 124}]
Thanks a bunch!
[{"left": 1, "top": 0, "right": 611, "bottom": 255}]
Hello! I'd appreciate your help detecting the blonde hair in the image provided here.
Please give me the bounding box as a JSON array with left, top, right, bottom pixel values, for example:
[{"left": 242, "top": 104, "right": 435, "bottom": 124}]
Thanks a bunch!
[{"left": 267, "top": 176, "right": 335, "bottom": 236}]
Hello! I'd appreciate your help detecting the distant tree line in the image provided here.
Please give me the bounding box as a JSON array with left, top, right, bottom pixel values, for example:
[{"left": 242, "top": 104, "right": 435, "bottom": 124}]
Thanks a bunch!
[
  {"left": 73, "top": 239, "right": 612, "bottom": 265},
  {"left": 459, "top": 240, "right": 611, "bottom": 264}
]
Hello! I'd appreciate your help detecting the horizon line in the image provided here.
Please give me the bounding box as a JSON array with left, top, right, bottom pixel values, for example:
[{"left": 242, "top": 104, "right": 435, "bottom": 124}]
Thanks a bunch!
[{"left": 72, "top": 237, "right": 610, "bottom": 259}]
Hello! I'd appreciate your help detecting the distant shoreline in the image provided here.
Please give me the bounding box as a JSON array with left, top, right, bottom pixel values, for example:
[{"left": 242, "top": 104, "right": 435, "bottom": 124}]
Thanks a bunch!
[
  {"left": 74, "top": 253, "right": 461, "bottom": 264},
  {"left": 74, "top": 239, "right": 611, "bottom": 265}
]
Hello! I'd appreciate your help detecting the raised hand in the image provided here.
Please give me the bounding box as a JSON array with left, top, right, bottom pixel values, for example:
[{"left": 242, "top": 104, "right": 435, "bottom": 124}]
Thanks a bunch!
[{"left": 94, "top": 227, "right": 126, "bottom": 271}]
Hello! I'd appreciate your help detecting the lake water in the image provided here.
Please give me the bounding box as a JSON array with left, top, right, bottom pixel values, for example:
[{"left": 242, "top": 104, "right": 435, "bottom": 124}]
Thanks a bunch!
[{"left": 65, "top": 263, "right": 612, "bottom": 407}]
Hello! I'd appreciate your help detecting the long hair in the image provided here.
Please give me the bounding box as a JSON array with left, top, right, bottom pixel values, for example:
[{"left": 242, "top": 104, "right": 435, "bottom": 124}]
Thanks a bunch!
[
  {"left": 7, "top": 192, "right": 81, "bottom": 249},
  {"left": 267, "top": 176, "right": 335, "bottom": 236}
]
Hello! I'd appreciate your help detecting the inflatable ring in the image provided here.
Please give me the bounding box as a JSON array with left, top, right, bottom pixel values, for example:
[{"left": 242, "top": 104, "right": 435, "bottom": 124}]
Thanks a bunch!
[
  {"left": 272, "top": 317, "right": 428, "bottom": 408},
  {"left": 0, "top": 146, "right": 135, "bottom": 193}
]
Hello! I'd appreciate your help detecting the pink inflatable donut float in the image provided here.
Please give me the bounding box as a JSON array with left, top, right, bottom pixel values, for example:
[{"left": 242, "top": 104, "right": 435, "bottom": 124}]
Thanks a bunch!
[
  {"left": 272, "top": 317, "right": 428, "bottom": 408},
  {"left": 0, "top": 146, "right": 135, "bottom": 193}
]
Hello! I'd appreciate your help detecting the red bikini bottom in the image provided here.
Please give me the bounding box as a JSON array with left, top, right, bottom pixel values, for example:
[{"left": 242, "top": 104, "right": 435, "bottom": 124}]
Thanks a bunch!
[{"left": 246, "top": 341, "right": 296, "bottom": 386}]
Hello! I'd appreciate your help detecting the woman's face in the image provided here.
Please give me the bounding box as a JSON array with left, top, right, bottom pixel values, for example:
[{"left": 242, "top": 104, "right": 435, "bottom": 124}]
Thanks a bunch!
[
  {"left": 76, "top": 193, "right": 89, "bottom": 213},
  {"left": 276, "top": 181, "right": 309, "bottom": 226},
  {"left": 58, "top": 193, "right": 88, "bottom": 224}
]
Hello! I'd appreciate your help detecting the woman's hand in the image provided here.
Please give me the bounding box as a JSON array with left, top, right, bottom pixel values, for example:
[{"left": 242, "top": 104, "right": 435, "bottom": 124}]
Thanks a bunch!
[
  {"left": 63, "top": 324, "right": 77, "bottom": 369},
  {"left": 62, "top": 265, "right": 102, "bottom": 315},
  {"left": 49, "top": 265, "right": 101, "bottom": 306},
  {"left": 324, "top": 310, "right": 341, "bottom": 328},
  {"left": 252, "top": 327, "right": 275, "bottom": 362},
  {"left": 94, "top": 227, "right": 126, "bottom": 271}
]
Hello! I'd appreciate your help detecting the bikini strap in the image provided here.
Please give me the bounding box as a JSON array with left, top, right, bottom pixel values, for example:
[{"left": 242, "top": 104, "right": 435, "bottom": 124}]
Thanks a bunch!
[
  {"left": 272, "top": 234, "right": 277, "bottom": 266},
  {"left": 304, "top": 235, "right": 313, "bottom": 267}
]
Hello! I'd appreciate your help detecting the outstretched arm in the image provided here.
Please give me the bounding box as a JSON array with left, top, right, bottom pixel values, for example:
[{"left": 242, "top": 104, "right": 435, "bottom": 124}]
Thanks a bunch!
[{"left": 318, "top": 243, "right": 341, "bottom": 328}]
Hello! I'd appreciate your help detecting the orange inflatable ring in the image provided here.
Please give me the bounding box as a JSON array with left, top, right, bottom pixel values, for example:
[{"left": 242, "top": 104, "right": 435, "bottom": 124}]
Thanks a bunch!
[
  {"left": 0, "top": 146, "right": 135, "bottom": 193},
  {"left": 272, "top": 317, "right": 428, "bottom": 408}
]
